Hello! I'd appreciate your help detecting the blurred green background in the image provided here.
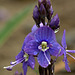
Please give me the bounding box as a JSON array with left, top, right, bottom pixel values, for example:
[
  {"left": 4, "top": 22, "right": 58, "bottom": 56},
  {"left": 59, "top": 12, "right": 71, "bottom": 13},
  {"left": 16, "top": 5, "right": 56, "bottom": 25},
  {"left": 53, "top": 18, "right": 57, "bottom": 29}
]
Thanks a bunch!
[{"left": 0, "top": 0, "right": 75, "bottom": 75}]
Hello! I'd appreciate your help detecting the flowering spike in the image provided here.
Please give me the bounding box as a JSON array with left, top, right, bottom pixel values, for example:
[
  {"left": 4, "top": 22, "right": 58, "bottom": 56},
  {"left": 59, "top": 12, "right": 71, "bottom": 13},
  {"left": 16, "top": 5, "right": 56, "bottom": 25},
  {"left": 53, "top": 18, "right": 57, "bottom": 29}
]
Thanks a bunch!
[
  {"left": 50, "top": 14, "right": 60, "bottom": 30},
  {"left": 4, "top": 0, "right": 75, "bottom": 74},
  {"left": 33, "top": 5, "right": 40, "bottom": 27}
]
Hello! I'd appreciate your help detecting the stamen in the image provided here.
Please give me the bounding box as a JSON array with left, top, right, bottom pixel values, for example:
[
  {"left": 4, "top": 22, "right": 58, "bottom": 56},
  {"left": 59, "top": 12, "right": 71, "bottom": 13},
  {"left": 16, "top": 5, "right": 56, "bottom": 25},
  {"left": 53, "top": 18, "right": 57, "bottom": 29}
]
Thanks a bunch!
[
  {"left": 4, "top": 58, "right": 24, "bottom": 70},
  {"left": 24, "top": 53, "right": 29, "bottom": 62},
  {"left": 38, "top": 41, "right": 49, "bottom": 52},
  {"left": 58, "top": 49, "right": 61, "bottom": 55},
  {"left": 66, "top": 53, "right": 75, "bottom": 60},
  {"left": 4, "top": 66, "right": 12, "bottom": 70},
  {"left": 41, "top": 41, "right": 47, "bottom": 49},
  {"left": 10, "top": 61, "right": 17, "bottom": 65},
  {"left": 66, "top": 50, "right": 75, "bottom": 53},
  {"left": 44, "top": 52, "right": 51, "bottom": 64},
  {"left": 4, "top": 65, "right": 14, "bottom": 71}
]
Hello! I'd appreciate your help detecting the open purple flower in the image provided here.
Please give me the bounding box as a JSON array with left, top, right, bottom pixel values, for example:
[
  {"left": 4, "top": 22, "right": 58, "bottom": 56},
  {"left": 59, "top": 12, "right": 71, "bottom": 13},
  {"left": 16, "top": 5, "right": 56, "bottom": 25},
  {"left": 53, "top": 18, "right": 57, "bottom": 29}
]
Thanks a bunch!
[
  {"left": 4, "top": 33, "right": 35, "bottom": 75},
  {"left": 61, "top": 30, "right": 75, "bottom": 72},
  {"left": 4, "top": 50, "right": 35, "bottom": 75},
  {"left": 24, "top": 26, "right": 62, "bottom": 68}
]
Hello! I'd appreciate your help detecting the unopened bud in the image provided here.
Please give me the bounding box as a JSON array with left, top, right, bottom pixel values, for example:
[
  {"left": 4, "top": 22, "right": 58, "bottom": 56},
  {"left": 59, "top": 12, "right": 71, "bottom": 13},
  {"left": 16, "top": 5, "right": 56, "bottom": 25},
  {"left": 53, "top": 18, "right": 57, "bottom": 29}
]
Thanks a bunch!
[
  {"left": 33, "top": 5, "right": 40, "bottom": 27},
  {"left": 50, "top": 14, "right": 60, "bottom": 30},
  {"left": 40, "top": 4, "right": 46, "bottom": 25}
]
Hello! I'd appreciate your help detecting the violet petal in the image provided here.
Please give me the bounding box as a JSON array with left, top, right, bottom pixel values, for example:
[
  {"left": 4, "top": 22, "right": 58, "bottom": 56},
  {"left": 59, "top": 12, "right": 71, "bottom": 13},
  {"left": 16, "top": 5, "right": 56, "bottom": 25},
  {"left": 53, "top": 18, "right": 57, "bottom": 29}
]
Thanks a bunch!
[
  {"left": 24, "top": 40, "right": 40, "bottom": 55},
  {"left": 37, "top": 51, "right": 50, "bottom": 68},
  {"left": 23, "top": 62, "right": 28, "bottom": 75},
  {"left": 16, "top": 50, "right": 24, "bottom": 60},
  {"left": 32, "top": 25, "right": 38, "bottom": 33},
  {"left": 22, "top": 32, "right": 35, "bottom": 50},
  {"left": 64, "top": 59, "right": 71, "bottom": 72},
  {"left": 63, "top": 51, "right": 71, "bottom": 72},
  {"left": 49, "top": 41, "right": 62, "bottom": 56},
  {"left": 28, "top": 55, "right": 35, "bottom": 69},
  {"left": 34, "top": 26, "right": 56, "bottom": 42},
  {"left": 61, "top": 30, "right": 67, "bottom": 49}
]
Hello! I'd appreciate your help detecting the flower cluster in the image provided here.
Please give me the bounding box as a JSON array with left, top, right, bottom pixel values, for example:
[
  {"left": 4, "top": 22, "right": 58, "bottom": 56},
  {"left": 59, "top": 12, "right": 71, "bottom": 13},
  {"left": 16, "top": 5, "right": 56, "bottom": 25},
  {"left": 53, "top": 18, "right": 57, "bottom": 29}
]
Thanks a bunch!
[{"left": 4, "top": 0, "right": 75, "bottom": 75}]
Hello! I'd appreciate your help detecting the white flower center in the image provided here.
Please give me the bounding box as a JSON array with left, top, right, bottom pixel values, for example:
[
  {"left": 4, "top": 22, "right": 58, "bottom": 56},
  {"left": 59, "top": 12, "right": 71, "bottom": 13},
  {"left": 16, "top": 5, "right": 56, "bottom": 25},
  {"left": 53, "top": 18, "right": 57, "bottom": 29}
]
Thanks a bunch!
[
  {"left": 24, "top": 53, "right": 29, "bottom": 62},
  {"left": 38, "top": 41, "right": 49, "bottom": 52}
]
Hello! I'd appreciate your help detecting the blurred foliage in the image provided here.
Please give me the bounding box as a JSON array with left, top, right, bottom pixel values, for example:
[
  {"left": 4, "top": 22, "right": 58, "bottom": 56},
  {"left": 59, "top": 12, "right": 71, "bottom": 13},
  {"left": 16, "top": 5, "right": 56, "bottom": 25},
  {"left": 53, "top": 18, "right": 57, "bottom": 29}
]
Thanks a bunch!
[{"left": 0, "top": 4, "right": 34, "bottom": 47}]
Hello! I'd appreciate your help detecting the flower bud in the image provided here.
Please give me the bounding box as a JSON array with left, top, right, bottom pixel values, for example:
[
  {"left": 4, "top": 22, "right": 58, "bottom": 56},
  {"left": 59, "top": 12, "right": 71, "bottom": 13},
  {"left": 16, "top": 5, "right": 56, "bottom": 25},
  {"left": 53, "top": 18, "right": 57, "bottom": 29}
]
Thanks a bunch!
[
  {"left": 33, "top": 5, "right": 40, "bottom": 27},
  {"left": 40, "top": 4, "right": 46, "bottom": 25},
  {"left": 50, "top": 14, "right": 60, "bottom": 30},
  {"left": 38, "top": 0, "right": 42, "bottom": 7}
]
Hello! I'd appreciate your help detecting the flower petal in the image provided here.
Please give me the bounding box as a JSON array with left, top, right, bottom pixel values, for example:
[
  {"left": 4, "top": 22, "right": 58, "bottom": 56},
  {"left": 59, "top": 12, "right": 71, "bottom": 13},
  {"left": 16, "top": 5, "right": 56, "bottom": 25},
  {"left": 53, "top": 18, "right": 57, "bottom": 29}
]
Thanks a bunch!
[
  {"left": 16, "top": 50, "right": 24, "bottom": 60},
  {"left": 64, "top": 59, "right": 71, "bottom": 72},
  {"left": 34, "top": 26, "right": 56, "bottom": 42},
  {"left": 23, "top": 62, "right": 28, "bottom": 75},
  {"left": 61, "top": 30, "right": 67, "bottom": 49},
  {"left": 32, "top": 25, "right": 38, "bottom": 32},
  {"left": 49, "top": 41, "right": 62, "bottom": 56},
  {"left": 37, "top": 51, "right": 50, "bottom": 68},
  {"left": 22, "top": 33, "right": 35, "bottom": 50},
  {"left": 28, "top": 55, "right": 35, "bottom": 69},
  {"left": 31, "top": 23, "right": 44, "bottom": 33},
  {"left": 65, "top": 60, "right": 71, "bottom": 72},
  {"left": 63, "top": 51, "right": 71, "bottom": 72},
  {"left": 24, "top": 40, "right": 40, "bottom": 55}
]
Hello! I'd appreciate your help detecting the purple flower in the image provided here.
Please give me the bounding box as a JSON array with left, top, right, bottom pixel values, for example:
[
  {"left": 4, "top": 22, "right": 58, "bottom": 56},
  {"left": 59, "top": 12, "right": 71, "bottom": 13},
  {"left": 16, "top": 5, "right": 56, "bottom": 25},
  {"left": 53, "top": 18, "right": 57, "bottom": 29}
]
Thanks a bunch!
[
  {"left": 4, "top": 33, "right": 35, "bottom": 75},
  {"left": 61, "top": 30, "right": 75, "bottom": 72},
  {"left": 50, "top": 14, "right": 60, "bottom": 31},
  {"left": 4, "top": 50, "right": 35, "bottom": 75},
  {"left": 24, "top": 26, "right": 61, "bottom": 68}
]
